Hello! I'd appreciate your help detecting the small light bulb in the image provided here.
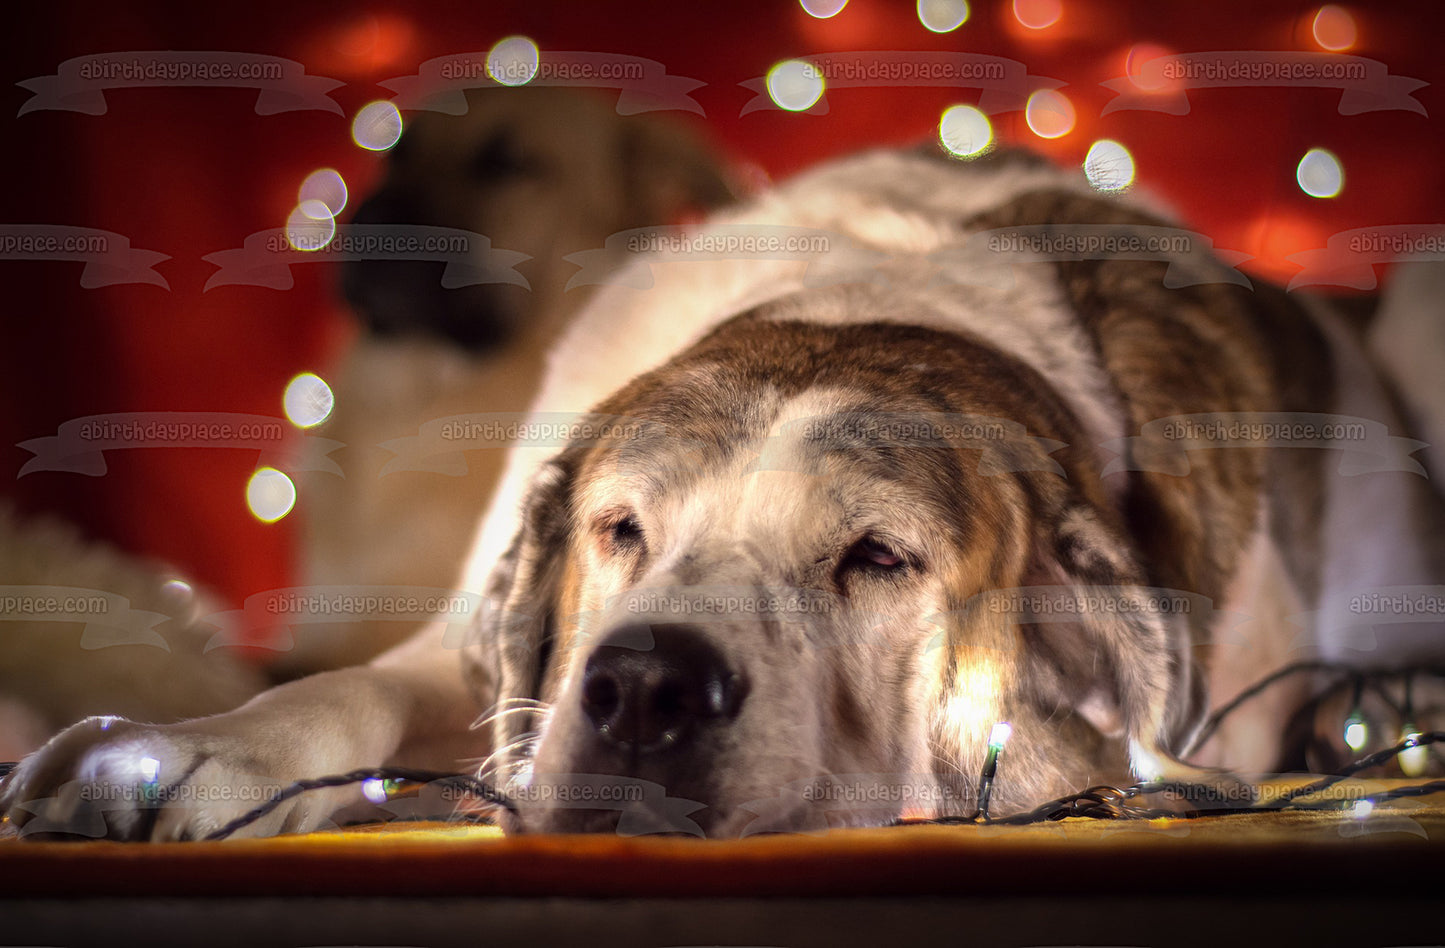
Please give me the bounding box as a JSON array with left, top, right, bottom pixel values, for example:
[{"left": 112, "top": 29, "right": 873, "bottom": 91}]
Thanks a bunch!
[
  {"left": 989, "top": 721, "right": 1013, "bottom": 749},
  {"left": 1399, "top": 728, "right": 1429, "bottom": 778},
  {"left": 1343, "top": 712, "right": 1368, "bottom": 753},
  {"left": 1351, "top": 798, "right": 1373, "bottom": 820}
]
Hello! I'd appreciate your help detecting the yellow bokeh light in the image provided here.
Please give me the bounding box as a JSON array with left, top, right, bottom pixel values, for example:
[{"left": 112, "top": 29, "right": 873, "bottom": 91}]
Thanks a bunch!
[
  {"left": 938, "top": 105, "right": 992, "bottom": 158},
  {"left": 766, "top": 60, "right": 826, "bottom": 112},
  {"left": 351, "top": 100, "right": 403, "bottom": 151},
  {"left": 247, "top": 467, "right": 297, "bottom": 524},
  {"left": 1024, "top": 89, "right": 1075, "bottom": 139}
]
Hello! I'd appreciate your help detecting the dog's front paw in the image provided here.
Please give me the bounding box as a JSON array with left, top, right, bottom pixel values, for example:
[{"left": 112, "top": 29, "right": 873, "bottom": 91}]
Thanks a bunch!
[{"left": 0, "top": 716, "right": 345, "bottom": 841}]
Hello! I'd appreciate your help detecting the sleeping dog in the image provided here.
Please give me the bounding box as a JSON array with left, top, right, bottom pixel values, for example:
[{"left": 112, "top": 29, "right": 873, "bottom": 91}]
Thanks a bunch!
[{"left": 4, "top": 145, "right": 1443, "bottom": 838}]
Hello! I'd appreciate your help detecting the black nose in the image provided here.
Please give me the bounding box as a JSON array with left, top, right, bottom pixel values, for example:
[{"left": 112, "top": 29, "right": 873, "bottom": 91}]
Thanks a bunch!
[{"left": 580, "top": 624, "right": 747, "bottom": 755}]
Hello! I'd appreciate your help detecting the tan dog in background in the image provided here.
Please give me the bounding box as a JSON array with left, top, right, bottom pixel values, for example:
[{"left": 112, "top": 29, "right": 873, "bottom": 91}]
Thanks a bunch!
[{"left": 286, "top": 86, "right": 738, "bottom": 674}]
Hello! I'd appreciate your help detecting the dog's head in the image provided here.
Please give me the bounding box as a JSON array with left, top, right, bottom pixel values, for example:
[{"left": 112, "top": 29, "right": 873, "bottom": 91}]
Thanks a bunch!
[
  {"left": 471, "top": 296, "right": 1208, "bottom": 836},
  {"left": 341, "top": 86, "right": 737, "bottom": 352}
]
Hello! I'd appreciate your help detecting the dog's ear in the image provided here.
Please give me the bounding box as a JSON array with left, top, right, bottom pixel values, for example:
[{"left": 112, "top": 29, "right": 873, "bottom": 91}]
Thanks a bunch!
[
  {"left": 1019, "top": 504, "right": 1209, "bottom": 781},
  {"left": 465, "top": 452, "right": 579, "bottom": 753},
  {"left": 618, "top": 118, "right": 741, "bottom": 227}
]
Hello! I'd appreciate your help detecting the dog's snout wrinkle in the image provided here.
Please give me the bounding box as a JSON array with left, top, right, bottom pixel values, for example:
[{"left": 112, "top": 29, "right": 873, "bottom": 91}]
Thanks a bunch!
[{"left": 580, "top": 624, "right": 747, "bottom": 757}]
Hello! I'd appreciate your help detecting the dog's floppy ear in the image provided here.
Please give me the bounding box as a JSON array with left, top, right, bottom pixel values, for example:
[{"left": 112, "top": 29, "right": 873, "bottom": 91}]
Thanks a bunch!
[
  {"left": 465, "top": 452, "right": 579, "bottom": 753},
  {"left": 1020, "top": 504, "right": 1209, "bottom": 781},
  {"left": 618, "top": 118, "right": 742, "bottom": 227}
]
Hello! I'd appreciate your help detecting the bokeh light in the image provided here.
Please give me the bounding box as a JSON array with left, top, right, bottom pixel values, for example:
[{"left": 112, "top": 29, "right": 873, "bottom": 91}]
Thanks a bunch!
[
  {"left": 283, "top": 372, "right": 335, "bottom": 429},
  {"left": 286, "top": 203, "right": 336, "bottom": 251},
  {"left": 918, "top": 0, "right": 969, "bottom": 33},
  {"left": 1124, "top": 43, "right": 1178, "bottom": 92},
  {"left": 1013, "top": 0, "right": 1062, "bottom": 30},
  {"left": 487, "top": 35, "right": 540, "bottom": 87},
  {"left": 1024, "top": 89, "right": 1075, "bottom": 138},
  {"left": 800, "top": 0, "right": 848, "bottom": 17},
  {"left": 938, "top": 105, "right": 993, "bottom": 158},
  {"left": 1297, "top": 148, "right": 1344, "bottom": 198},
  {"left": 1083, "top": 139, "right": 1135, "bottom": 191},
  {"left": 247, "top": 467, "right": 297, "bottom": 523},
  {"left": 351, "top": 100, "right": 403, "bottom": 151},
  {"left": 1312, "top": 5, "right": 1357, "bottom": 52},
  {"left": 298, "top": 168, "right": 348, "bottom": 218},
  {"left": 766, "top": 60, "right": 826, "bottom": 112}
]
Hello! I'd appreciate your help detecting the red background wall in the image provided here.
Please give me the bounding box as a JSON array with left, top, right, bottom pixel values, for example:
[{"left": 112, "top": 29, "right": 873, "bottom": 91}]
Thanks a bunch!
[{"left": 2, "top": 0, "right": 1440, "bottom": 643}]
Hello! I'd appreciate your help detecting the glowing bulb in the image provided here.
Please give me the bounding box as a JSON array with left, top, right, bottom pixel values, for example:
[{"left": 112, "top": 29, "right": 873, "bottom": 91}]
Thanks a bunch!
[
  {"left": 1312, "top": 5, "right": 1356, "bottom": 52},
  {"left": 139, "top": 756, "right": 160, "bottom": 784},
  {"left": 918, "top": 0, "right": 969, "bottom": 32},
  {"left": 1297, "top": 148, "right": 1343, "bottom": 198},
  {"left": 298, "top": 168, "right": 348, "bottom": 218},
  {"left": 1024, "top": 89, "right": 1075, "bottom": 139},
  {"left": 1343, "top": 711, "right": 1368, "bottom": 753},
  {"left": 1084, "top": 139, "right": 1136, "bottom": 192},
  {"left": 361, "top": 778, "right": 389, "bottom": 805},
  {"left": 989, "top": 721, "right": 1013, "bottom": 749},
  {"left": 1124, "top": 43, "right": 1175, "bottom": 92},
  {"left": 766, "top": 59, "right": 826, "bottom": 112},
  {"left": 351, "top": 100, "right": 403, "bottom": 152},
  {"left": 487, "top": 35, "right": 539, "bottom": 87},
  {"left": 800, "top": 0, "right": 847, "bottom": 16},
  {"left": 283, "top": 372, "right": 335, "bottom": 429},
  {"left": 286, "top": 204, "right": 336, "bottom": 251},
  {"left": 1013, "top": 0, "right": 1061, "bottom": 30},
  {"left": 1351, "top": 798, "right": 1373, "bottom": 819},
  {"left": 1399, "top": 729, "right": 1429, "bottom": 778},
  {"left": 938, "top": 105, "right": 992, "bottom": 158},
  {"left": 247, "top": 467, "right": 297, "bottom": 523}
]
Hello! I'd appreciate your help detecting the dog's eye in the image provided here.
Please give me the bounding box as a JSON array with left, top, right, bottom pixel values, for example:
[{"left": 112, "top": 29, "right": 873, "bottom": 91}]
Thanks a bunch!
[
  {"left": 840, "top": 536, "right": 910, "bottom": 576},
  {"left": 469, "top": 133, "right": 532, "bottom": 180},
  {"left": 601, "top": 513, "right": 645, "bottom": 553}
]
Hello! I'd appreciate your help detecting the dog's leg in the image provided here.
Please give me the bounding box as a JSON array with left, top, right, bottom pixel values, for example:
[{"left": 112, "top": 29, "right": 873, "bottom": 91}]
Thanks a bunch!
[{"left": 0, "top": 621, "right": 486, "bottom": 840}]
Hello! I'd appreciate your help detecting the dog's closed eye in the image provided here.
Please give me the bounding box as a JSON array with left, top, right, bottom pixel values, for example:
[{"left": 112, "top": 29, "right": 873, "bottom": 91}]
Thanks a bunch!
[
  {"left": 596, "top": 510, "right": 645, "bottom": 555},
  {"left": 838, "top": 535, "right": 914, "bottom": 581}
]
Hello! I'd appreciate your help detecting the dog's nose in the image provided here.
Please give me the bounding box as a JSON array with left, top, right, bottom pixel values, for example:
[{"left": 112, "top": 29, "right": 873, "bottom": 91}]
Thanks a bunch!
[{"left": 580, "top": 624, "right": 747, "bottom": 755}]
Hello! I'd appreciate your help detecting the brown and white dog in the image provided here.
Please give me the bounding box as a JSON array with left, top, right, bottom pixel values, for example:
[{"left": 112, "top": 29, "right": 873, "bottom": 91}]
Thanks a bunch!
[{"left": 4, "top": 145, "right": 1443, "bottom": 839}]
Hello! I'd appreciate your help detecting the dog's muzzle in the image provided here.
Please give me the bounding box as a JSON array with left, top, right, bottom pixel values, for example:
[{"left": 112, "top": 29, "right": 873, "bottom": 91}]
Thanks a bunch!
[{"left": 580, "top": 623, "right": 748, "bottom": 760}]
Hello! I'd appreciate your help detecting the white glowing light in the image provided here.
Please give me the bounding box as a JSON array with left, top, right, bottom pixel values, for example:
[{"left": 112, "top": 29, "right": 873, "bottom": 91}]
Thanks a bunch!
[
  {"left": 487, "top": 35, "right": 540, "bottom": 87},
  {"left": 1013, "top": 0, "right": 1061, "bottom": 30},
  {"left": 1084, "top": 139, "right": 1136, "bottom": 192},
  {"left": 1343, "top": 713, "right": 1368, "bottom": 753},
  {"left": 917, "top": 0, "right": 969, "bottom": 32},
  {"left": 938, "top": 105, "right": 992, "bottom": 158},
  {"left": 160, "top": 579, "right": 194, "bottom": 601},
  {"left": 97, "top": 715, "right": 119, "bottom": 731},
  {"left": 989, "top": 721, "right": 1013, "bottom": 749},
  {"left": 297, "top": 198, "right": 334, "bottom": 222},
  {"left": 800, "top": 0, "right": 848, "bottom": 16},
  {"left": 247, "top": 467, "right": 297, "bottom": 524},
  {"left": 298, "top": 168, "right": 348, "bottom": 218},
  {"left": 283, "top": 372, "right": 335, "bottom": 429},
  {"left": 766, "top": 59, "right": 826, "bottom": 112},
  {"left": 1297, "top": 148, "right": 1344, "bottom": 199},
  {"left": 352, "top": 100, "right": 404, "bottom": 151},
  {"left": 1024, "top": 89, "right": 1075, "bottom": 139},
  {"left": 286, "top": 203, "right": 337, "bottom": 251},
  {"left": 361, "top": 778, "right": 389, "bottom": 805},
  {"left": 1312, "top": 5, "right": 1357, "bottom": 52},
  {"left": 139, "top": 756, "right": 161, "bottom": 784},
  {"left": 1352, "top": 798, "right": 1374, "bottom": 819},
  {"left": 1399, "top": 730, "right": 1429, "bottom": 778}
]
